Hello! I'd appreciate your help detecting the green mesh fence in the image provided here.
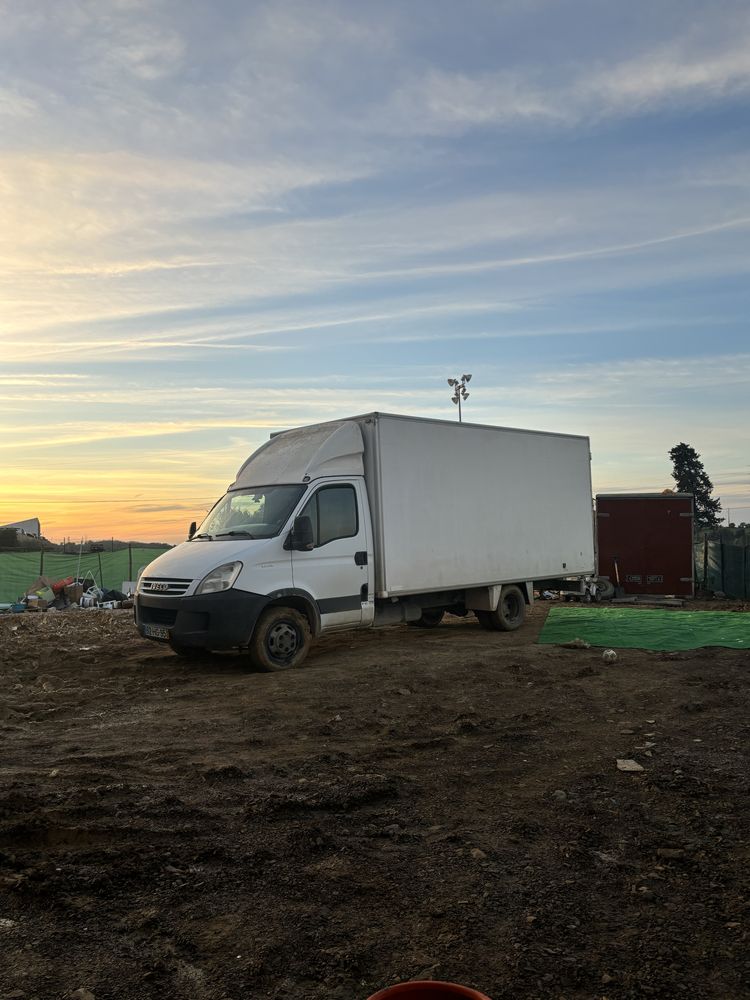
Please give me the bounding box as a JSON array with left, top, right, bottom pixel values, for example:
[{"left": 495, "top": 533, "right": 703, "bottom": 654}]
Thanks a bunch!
[
  {"left": 0, "top": 548, "right": 171, "bottom": 603},
  {"left": 694, "top": 527, "right": 750, "bottom": 599}
]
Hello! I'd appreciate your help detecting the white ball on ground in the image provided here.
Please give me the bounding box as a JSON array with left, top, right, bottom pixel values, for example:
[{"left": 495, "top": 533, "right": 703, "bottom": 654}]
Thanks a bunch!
[{"left": 602, "top": 648, "right": 618, "bottom": 663}]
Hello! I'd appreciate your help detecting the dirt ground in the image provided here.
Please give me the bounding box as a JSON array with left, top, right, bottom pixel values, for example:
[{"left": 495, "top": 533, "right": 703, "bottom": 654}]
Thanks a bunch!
[{"left": 1, "top": 603, "right": 748, "bottom": 1000}]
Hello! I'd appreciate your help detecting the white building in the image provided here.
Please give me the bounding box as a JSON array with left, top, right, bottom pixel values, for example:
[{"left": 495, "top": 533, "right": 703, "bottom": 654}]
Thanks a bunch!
[{"left": 0, "top": 517, "right": 41, "bottom": 538}]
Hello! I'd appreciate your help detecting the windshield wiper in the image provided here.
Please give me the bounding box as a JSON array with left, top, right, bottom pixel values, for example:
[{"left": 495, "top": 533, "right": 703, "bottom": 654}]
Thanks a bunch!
[
  {"left": 191, "top": 532, "right": 213, "bottom": 541},
  {"left": 215, "top": 530, "right": 257, "bottom": 538}
]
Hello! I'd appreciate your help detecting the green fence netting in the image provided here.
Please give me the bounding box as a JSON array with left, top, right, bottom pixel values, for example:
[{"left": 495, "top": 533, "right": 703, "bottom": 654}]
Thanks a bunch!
[
  {"left": 0, "top": 548, "right": 170, "bottom": 603},
  {"left": 694, "top": 527, "right": 750, "bottom": 599},
  {"left": 539, "top": 606, "right": 750, "bottom": 650}
]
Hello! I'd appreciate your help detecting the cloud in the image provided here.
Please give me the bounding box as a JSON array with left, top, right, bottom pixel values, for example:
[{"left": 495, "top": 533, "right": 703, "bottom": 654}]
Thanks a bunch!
[
  {"left": 582, "top": 37, "right": 750, "bottom": 114},
  {"left": 378, "top": 68, "right": 564, "bottom": 135},
  {"left": 377, "top": 24, "right": 750, "bottom": 136},
  {"left": 0, "top": 373, "right": 89, "bottom": 385},
  {"left": 132, "top": 503, "right": 198, "bottom": 513},
  {"left": 0, "top": 85, "right": 37, "bottom": 117}
]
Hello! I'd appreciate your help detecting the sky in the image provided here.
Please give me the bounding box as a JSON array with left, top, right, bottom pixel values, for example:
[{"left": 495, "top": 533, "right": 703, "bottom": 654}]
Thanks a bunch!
[{"left": 1, "top": 0, "right": 749, "bottom": 542}]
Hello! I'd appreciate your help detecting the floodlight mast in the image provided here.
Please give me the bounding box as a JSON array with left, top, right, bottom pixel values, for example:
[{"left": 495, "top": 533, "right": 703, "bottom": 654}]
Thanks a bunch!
[{"left": 446, "top": 373, "right": 472, "bottom": 422}]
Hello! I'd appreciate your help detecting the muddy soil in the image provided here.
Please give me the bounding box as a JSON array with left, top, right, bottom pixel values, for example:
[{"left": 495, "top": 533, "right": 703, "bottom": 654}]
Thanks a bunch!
[{"left": 0, "top": 605, "right": 748, "bottom": 1000}]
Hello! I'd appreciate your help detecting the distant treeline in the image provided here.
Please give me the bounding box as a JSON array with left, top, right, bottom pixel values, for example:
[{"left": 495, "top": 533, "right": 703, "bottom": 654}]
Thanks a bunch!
[{"left": 0, "top": 531, "right": 171, "bottom": 553}]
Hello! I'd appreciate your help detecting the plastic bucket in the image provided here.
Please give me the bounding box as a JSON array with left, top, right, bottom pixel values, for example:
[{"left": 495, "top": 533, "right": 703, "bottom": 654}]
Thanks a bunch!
[{"left": 366, "top": 983, "right": 491, "bottom": 1000}]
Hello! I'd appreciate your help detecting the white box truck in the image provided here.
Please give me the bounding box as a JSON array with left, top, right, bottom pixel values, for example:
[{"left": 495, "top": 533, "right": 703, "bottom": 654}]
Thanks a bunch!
[{"left": 135, "top": 413, "right": 594, "bottom": 669}]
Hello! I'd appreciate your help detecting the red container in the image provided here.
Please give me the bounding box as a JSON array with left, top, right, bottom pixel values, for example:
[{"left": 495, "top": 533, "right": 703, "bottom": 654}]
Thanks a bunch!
[
  {"left": 52, "top": 576, "right": 75, "bottom": 595},
  {"left": 596, "top": 493, "right": 694, "bottom": 597},
  {"left": 366, "top": 982, "right": 491, "bottom": 1000}
]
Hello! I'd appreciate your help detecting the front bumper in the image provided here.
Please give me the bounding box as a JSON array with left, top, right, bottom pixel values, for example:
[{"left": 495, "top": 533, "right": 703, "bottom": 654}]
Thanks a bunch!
[{"left": 135, "top": 589, "right": 269, "bottom": 650}]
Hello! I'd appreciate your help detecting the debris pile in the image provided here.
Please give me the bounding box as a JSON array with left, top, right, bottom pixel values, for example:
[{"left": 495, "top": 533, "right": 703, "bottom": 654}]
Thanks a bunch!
[{"left": 1, "top": 573, "right": 133, "bottom": 615}]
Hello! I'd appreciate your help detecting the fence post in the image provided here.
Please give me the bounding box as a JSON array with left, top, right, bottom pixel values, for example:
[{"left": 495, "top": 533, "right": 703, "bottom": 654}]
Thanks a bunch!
[
  {"left": 39, "top": 538, "right": 44, "bottom": 577},
  {"left": 128, "top": 543, "right": 133, "bottom": 582},
  {"left": 98, "top": 550, "right": 103, "bottom": 589},
  {"left": 702, "top": 534, "right": 708, "bottom": 592}
]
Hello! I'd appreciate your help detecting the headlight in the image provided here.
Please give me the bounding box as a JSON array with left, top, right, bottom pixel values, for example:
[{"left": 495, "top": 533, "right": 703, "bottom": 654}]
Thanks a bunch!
[{"left": 195, "top": 561, "right": 242, "bottom": 595}]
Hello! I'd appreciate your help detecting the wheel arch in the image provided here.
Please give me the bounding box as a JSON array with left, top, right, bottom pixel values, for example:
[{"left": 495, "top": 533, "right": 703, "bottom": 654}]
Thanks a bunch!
[
  {"left": 264, "top": 588, "right": 321, "bottom": 637},
  {"left": 517, "top": 581, "right": 534, "bottom": 606}
]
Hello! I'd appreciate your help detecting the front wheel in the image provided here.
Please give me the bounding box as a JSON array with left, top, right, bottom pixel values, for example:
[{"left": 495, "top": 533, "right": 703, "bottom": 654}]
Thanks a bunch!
[{"left": 249, "top": 606, "right": 311, "bottom": 671}]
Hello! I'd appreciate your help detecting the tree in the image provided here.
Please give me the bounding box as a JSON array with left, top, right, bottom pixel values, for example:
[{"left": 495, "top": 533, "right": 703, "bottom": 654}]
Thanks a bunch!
[{"left": 668, "top": 443, "right": 722, "bottom": 527}]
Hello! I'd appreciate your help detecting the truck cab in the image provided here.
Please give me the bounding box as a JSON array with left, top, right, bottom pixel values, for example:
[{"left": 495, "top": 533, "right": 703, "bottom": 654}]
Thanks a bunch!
[{"left": 136, "top": 422, "right": 376, "bottom": 669}]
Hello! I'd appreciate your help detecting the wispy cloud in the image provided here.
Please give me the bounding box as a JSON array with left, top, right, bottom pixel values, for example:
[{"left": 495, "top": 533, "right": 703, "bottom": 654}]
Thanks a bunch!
[
  {"left": 582, "top": 35, "right": 750, "bottom": 113},
  {"left": 132, "top": 503, "right": 199, "bottom": 513},
  {"left": 378, "top": 20, "right": 750, "bottom": 136},
  {"left": 0, "top": 373, "right": 90, "bottom": 385}
]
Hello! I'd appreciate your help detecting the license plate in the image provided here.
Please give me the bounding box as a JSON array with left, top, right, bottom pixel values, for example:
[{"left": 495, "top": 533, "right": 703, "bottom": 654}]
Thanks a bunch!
[{"left": 144, "top": 624, "right": 170, "bottom": 640}]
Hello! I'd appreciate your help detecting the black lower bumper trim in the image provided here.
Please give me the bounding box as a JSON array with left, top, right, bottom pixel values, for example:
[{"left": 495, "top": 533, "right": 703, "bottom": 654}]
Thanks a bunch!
[{"left": 135, "top": 590, "right": 269, "bottom": 650}]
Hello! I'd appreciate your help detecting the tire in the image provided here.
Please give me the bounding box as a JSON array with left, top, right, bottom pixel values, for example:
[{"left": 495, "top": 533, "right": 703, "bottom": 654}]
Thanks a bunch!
[
  {"left": 498, "top": 585, "right": 526, "bottom": 630},
  {"left": 408, "top": 608, "right": 445, "bottom": 628},
  {"left": 477, "top": 585, "right": 527, "bottom": 632},
  {"left": 594, "top": 578, "right": 615, "bottom": 600},
  {"left": 249, "top": 606, "right": 311, "bottom": 672}
]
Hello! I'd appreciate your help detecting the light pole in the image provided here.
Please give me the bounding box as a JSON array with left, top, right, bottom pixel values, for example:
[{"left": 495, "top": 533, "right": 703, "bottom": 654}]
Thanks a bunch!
[{"left": 447, "top": 374, "right": 472, "bottom": 422}]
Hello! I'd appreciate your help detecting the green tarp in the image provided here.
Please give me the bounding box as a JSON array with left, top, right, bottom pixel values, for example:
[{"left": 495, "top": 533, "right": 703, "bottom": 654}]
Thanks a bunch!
[
  {"left": 539, "top": 606, "right": 750, "bottom": 651},
  {"left": 0, "top": 548, "right": 170, "bottom": 603}
]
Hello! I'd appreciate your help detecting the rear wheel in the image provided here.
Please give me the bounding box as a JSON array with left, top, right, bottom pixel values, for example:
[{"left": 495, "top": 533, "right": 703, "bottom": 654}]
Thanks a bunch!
[
  {"left": 475, "top": 585, "right": 526, "bottom": 632},
  {"left": 408, "top": 608, "right": 445, "bottom": 628},
  {"left": 249, "top": 606, "right": 311, "bottom": 671},
  {"left": 594, "top": 578, "right": 615, "bottom": 600}
]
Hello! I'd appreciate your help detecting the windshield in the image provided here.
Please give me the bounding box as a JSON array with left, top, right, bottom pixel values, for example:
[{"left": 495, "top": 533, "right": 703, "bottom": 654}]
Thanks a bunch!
[{"left": 194, "top": 485, "right": 305, "bottom": 540}]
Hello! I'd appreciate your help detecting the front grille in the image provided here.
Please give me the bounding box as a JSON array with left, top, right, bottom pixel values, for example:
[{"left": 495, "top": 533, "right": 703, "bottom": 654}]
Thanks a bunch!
[
  {"left": 139, "top": 577, "right": 191, "bottom": 597},
  {"left": 140, "top": 606, "right": 178, "bottom": 627}
]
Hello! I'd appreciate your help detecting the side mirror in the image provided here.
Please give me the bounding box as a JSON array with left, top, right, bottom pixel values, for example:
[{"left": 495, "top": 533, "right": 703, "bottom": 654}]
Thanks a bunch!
[
  {"left": 287, "top": 515, "right": 314, "bottom": 551},
  {"left": 188, "top": 521, "right": 197, "bottom": 539}
]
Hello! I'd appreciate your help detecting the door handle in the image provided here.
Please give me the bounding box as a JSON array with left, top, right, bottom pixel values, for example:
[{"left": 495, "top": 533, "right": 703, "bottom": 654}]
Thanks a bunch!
[{"left": 354, "top": 551, "right": 368, "bottom": 566}]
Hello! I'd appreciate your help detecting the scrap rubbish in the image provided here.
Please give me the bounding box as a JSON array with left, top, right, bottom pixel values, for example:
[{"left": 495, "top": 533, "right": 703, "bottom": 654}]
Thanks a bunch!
[{"left": 0, "top": 573, "right": 133, "bottom": 614}]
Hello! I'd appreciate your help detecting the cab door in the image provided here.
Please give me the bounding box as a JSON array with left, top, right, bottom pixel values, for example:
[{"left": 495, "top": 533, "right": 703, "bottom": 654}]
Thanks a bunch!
[{"left": 291, "top": 481, "right": 369, "bottom": 631}]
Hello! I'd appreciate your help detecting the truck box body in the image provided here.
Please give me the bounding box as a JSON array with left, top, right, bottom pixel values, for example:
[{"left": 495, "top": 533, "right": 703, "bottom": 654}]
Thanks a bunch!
[
  {"left": 596, "top": 492, "right": 694, "bottom": 596},
  {"left": 358, "top": 414, "right": 594, "bottom": 596}
]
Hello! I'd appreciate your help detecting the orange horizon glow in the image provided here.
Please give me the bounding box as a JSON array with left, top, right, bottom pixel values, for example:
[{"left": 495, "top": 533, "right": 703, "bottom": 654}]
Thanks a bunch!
[
  {"left": 0, "top": 496, "right": 220, "bottom": 545},
  {"left": 0, "top": 462, "right": 236, "bottom": 545}
]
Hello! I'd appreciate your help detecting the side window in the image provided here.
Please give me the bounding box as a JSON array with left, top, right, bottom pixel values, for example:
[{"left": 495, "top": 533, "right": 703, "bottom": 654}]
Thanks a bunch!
[{"left": 299, "top": 486, "right": 358, "bottom": 547}]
